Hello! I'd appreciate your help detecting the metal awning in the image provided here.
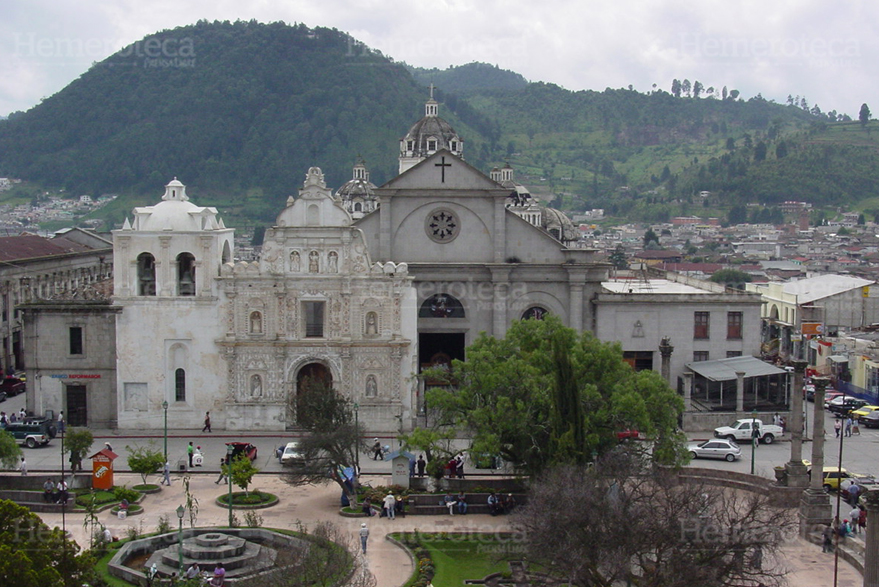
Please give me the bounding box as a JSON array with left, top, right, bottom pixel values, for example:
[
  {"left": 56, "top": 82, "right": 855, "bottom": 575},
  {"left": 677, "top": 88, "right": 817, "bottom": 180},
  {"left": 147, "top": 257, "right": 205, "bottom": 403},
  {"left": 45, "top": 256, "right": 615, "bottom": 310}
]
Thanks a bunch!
[
  {"left": 686, "top": 356, "right": 787, "bottom": 382},
  {"left": 828, "top": 355, "right": 848, "bottom": 363}
]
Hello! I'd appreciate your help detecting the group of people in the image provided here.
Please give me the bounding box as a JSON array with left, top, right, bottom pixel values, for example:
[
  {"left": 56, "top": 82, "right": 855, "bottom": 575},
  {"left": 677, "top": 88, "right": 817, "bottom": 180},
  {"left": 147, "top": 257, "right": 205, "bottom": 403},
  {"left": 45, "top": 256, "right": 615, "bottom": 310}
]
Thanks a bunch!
[
  {"left": 771, "top": 413, "right": 787, "bottom": 432},
  {"left": 823, "top": 509, "right": 868, "bottom": 552},
  {"left": 42, "top": 478, "right": 69, "bottom": 504},
  {"left": 487, "top": 491, "right": 516, "bottom": 516},
  {"left": 0, "top": 408, "right": 27, "bottom": 426},
  {"left": 445, "top": 453, "right": 466, "bottom": 478},
  {"left": 441, "top": 491, "right": 470, "bottom": 515},
  {"left": 833, "top": 415, "right": 860, "bottom": 438}
]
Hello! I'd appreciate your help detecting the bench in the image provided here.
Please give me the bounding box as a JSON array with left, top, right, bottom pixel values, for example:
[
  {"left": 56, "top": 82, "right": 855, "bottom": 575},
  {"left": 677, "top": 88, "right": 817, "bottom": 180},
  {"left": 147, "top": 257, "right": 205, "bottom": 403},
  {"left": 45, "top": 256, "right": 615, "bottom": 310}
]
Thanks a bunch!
[
  {"left": 401, "top": 493, "right": 527, "bottom": 516},
  {"left": 0, "top": 489, "right": 75, "bottom": 513}
]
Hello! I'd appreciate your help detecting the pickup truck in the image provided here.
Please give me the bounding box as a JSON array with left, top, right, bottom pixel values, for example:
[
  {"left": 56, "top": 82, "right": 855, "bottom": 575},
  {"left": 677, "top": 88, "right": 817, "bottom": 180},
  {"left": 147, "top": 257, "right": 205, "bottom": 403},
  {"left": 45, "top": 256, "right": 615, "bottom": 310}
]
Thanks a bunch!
[{"left": 713, "top": 418, "right": 783, "bottom": 445}]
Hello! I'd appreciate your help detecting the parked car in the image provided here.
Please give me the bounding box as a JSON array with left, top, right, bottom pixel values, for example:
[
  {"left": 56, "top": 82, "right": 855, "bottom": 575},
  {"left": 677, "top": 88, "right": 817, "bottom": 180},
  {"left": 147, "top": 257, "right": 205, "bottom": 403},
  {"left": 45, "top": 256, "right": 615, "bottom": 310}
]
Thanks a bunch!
[
  {"left": 851, "top": 405, "right": 879, "bottom": 421},
  {"left": 0, "top": 377, "right": 25, "bottom": 398},
  {"left": 804, "top": 384, "right": 816, "bottom": 402},
  {"left": 861, "top": 411, "right": 879, "bottom": 428},
  {"left": 616, "top": 429, "right": 643, "bottom": 441},
  {"left": 713, "top": 418, "right": 783, "bottom": 445},
  {"left": 280, "top": 441, "right": 306, "bottom": 466},
  {"left": 0, "top": 391, "right": 6, "bottom": 403},
  {"left": 827, "top": 396, "right": 869, "bottom": 416},
  {"left": 688, "top": 438, "right": 742, "bottom": 462},
  {"left": 2, "top": 419, "right": 53, "bottom": 448},
  {"left": 225, "top": 442, "right": 258, "bottom": 462}
]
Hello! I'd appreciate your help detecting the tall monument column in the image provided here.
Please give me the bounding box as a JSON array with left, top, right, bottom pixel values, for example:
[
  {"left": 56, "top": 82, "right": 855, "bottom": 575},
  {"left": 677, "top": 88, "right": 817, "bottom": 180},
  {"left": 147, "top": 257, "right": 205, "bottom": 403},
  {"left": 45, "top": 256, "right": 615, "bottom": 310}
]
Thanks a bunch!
[
  {"left": 658, "top": 337, "right": 674, "bottom": 385},
  {"left": 785, "top": 360, "right": 809, "bottom": 488},
  {"left": 863, "top": 490, "right": 879, "bottom": 587},
  {"left": 799, "top": 376, "right": 832, "bottom": 537},
  {"left": 735, "top": 371, "right": 745, "bottom": 414}
]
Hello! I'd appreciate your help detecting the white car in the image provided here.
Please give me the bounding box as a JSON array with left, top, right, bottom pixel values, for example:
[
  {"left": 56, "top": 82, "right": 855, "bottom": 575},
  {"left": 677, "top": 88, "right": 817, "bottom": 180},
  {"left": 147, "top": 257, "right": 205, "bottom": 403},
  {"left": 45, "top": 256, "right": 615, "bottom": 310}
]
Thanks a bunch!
[
  {"left": 280, "top": 441, "right": 305, "bottom": 466},
  {"left": 688, "top": 438, "right": 742, "bottom": 462}
]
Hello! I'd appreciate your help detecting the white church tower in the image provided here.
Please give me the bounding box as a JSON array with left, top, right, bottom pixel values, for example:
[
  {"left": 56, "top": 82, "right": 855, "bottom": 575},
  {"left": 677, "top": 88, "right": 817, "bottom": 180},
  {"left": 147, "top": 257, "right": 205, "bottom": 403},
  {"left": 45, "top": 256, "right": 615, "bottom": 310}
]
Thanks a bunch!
[{"left": 112, "top": 178, "right": 234, "bottom": 430}]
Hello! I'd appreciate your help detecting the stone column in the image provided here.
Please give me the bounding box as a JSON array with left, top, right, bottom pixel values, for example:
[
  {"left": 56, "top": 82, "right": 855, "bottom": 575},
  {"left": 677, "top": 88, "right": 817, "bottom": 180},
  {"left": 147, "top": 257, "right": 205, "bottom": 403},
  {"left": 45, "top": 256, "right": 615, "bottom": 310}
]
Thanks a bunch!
[
  {"left": 786, "top": 360, "right": 809, "bottom": 488},
  {"left": 863, "top": 489, "right": 879, "bottom": 587},
  {"left": 736, "top": 371, "right": 746, "bottom": 414},
  {"left": 659, "top": 337, "right": 674, "bottom": 385},
  {"left": 799, "top": 376, "right": 832, "bottom": 537},
  {"left": 683, "top": 372, "right": 693, "bottom": 412}
]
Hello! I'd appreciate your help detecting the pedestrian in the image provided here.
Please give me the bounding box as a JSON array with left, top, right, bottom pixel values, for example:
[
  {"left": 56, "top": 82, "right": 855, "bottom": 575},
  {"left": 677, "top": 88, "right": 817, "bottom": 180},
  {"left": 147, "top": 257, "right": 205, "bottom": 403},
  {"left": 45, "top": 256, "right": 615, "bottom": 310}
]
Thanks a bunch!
[
  {"left": 0, "top": 412, "right": 6, "bottom": 426},
  {"left": 162, "top": 461, "right": 171, "bottom": 486},
  {"left": 751, "top": 426, "right": 760, "bottom": 448},
  {"left": 417, "top": 455, "right": 426, "bottom": 477},
  {"left": 408, "top": 456, "right": 416, "bottom": 477},
  {"left": 456, "top": 454, "right": 465, "bottom": 479},
  {"left": 18, "top": 407, "right": 26, "bottom": 421},
  {"left": 772, "top": 412, "right": 780, "bottom": 427},
  {"left": 202, "top": 411, "right": 212, "bottom": 433},
  {"left": 383, "top": 493, "right": 396, "bottom": 520},
  {"left": 187, "top": 442, "right": 194, "bottom": 468},
  {"left": 834, "top": 419, "right": 842, "bottom": 438},
  {"left": 848, "top": 482, "right": 861, "bottom": 507},
  {"left": 185, "top": 563, "right": 200, "bottom": 580},
  {"left": 372, "top": 438, "right": 383, "bottom": 460},
  {"left": 359, "top": 522, "right": 369, "bottom": 554},
  {"left": 19, "top": 456, "right": 26, "bottom": 476},
  {"left": 57, "top": 410, "right": 65, "bottom": 434},
  {"left": 779, "top": 417, "right": 786, "bottom": 433},
  {"left": 850, "top": 506, "right": 861, "bottom": 534},
  {"left": 822, "top": 524, "right": 834, "bottom": 552},
  {"left": 845, "top": 415, "right": 853, "bottom": 437},
  {"left": 215, "top": 459, "right": 228, "bottom": 484}
]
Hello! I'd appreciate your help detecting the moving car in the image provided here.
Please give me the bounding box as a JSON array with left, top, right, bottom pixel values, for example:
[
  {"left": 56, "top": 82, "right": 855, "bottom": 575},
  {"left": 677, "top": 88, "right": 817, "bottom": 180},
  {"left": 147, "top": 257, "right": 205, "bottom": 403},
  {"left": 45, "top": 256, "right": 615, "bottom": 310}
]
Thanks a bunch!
[
  {"left": 688, "top": 438, "right": 742, "bottom": 462},
  {"left": 225, "top": 442, "right": 258, "bottom": 462},
  {"left": 280, "top": 441, "right": 306, "bottom": 466},
  {"left": 827, "top": 396, "right": 869, "bottom": 417},
  {"left": 3, "top": 419, "right": 53, "bottom": 448},
  {"left": 713, "top": 418, "right": 782, "bottom": 445},
  {"left": 823, "top": 392, "right": 845, "bottom": 408},
  {"left": 0, "top": 377, "right": 25, "bottom": 398}
]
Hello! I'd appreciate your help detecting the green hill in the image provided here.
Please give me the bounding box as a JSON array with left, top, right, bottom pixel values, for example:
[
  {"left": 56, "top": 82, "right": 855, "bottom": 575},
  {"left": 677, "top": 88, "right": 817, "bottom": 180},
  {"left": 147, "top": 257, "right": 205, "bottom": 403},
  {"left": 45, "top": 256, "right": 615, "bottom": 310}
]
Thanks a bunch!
[{"left": 0, "top": 19, "right": 876, "bottom": 228}]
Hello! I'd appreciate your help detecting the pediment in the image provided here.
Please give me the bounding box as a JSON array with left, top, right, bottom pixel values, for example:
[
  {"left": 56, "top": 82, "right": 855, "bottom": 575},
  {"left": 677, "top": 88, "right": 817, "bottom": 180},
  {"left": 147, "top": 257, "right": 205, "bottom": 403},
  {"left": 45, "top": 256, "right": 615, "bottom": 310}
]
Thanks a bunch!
[{"left": 382, "top": 150, "right": 501, "bottom": 191}]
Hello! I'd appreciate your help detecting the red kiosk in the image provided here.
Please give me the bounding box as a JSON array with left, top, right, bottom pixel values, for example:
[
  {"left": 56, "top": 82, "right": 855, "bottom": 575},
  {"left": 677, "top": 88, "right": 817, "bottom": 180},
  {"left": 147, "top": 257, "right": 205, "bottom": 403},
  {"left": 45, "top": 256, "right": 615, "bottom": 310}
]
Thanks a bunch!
[{"left": 89, "top": 446, "right": 119, "bottom": 490}]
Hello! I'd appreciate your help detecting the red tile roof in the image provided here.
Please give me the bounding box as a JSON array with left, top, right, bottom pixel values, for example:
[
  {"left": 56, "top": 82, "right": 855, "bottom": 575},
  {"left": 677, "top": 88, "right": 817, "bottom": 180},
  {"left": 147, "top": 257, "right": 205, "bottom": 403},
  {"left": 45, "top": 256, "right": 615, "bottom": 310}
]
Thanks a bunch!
[{"left": 0, "top": 234, "right": 95, "bottom": 262}]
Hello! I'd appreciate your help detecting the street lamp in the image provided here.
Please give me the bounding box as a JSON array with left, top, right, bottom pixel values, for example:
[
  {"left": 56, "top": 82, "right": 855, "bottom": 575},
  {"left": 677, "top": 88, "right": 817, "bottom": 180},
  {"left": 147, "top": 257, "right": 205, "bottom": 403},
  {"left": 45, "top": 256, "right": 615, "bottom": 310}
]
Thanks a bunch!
[
  {"left": 176, "top": 504, "right": 185, "bottom": 572},
  {"left": 226, "top": 444, "right": 234, "bottom": 527},
  {"left": 353, "top": 402, "right": 360, "bottom": 473},
  {"left": 162, "top": 401, "right": 169, "bottom": 461}
]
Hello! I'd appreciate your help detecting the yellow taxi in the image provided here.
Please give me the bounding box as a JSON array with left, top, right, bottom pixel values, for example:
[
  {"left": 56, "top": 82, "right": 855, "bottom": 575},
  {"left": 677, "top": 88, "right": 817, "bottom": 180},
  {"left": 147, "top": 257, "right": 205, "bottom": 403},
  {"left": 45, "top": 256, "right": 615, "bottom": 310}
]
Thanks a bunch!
[{"left": 851, "top": 405, "right": 879, "bottom": 420}]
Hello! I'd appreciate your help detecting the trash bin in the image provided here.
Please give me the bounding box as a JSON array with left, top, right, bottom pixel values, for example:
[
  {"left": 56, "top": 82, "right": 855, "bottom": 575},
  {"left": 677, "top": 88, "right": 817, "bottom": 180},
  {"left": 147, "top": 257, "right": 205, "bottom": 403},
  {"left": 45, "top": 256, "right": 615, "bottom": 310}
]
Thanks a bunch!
[
  {"left": 177, "top": 459, "right": 187, "bottom": 471},
  {"left": 117, "top": 510, "right": 127, "bottom": 520}
]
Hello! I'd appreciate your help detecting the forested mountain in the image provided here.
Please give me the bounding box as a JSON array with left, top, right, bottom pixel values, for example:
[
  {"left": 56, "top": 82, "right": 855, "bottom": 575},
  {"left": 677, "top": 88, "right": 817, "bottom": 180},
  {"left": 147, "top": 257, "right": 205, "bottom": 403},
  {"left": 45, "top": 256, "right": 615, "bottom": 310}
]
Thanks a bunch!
[{"left": 1, "top": 19, "right": 877, "bottom": 228}]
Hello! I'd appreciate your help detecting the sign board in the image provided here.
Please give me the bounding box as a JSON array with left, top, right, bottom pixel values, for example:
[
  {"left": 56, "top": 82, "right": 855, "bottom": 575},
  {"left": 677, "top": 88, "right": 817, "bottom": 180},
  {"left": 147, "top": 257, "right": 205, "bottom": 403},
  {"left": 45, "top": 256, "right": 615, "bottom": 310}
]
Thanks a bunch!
[
  {"left": 391, "top": 455, "right": 411, "bottom": 488},
  {"left": 801, "top": 323, "right": 824, "bottom": 336}
]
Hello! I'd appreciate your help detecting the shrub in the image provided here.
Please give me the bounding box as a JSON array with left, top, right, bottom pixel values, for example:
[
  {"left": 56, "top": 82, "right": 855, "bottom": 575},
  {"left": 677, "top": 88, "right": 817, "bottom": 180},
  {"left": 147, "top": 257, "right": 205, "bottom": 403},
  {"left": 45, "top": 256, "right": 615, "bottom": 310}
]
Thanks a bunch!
[
  {"left": 156, "top": 514, "right": 171, "bottom": 534},
  {"left": 113, "top": 485, "right": 141, "bottom": 504},
  {"left": 244, "top": 510, "right": 263, "bottom": 527}
]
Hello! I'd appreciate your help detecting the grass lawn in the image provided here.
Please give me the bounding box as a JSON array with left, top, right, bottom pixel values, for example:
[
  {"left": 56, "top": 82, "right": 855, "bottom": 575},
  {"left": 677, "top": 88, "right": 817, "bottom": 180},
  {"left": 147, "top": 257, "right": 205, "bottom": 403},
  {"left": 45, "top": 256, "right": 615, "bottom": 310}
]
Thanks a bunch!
[{"left": 399, "top": 533, "right": 524, "bottom": 587}]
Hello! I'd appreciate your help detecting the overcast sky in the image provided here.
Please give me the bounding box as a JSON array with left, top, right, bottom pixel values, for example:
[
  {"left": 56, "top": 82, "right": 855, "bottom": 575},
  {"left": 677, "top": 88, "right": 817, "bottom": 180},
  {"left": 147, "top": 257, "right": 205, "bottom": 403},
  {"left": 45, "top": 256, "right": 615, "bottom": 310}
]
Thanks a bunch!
[{"left": 1, "top": 0, "right": 876, "bottom": 118}]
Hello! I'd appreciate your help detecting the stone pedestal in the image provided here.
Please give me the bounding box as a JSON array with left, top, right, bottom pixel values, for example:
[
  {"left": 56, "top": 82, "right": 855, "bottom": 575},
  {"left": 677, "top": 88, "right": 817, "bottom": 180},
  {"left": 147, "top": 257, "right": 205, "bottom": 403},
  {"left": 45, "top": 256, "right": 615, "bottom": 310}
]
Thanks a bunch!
[
  {"left": 799, "top": 488, "right": 832, "bottom": 539},
  {"left": 785, "top": 461, "right": 810, "bottom": 488}
]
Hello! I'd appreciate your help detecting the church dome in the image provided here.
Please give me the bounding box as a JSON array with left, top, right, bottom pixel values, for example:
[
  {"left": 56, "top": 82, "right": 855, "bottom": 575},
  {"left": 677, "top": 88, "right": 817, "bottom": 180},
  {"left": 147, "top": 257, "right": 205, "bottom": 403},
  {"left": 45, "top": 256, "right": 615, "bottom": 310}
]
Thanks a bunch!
[
  {"left": 130, "top": 178, "right": 222, "bottom": 232},
  {"left": 542, "top": 207, "right": 579, "bottom": 243},
  {"left": 399, "top": 88, "right": 463, "bottom": 173},
  {"left": 336, "top": 161, "right": 377, "bottom": 199}
]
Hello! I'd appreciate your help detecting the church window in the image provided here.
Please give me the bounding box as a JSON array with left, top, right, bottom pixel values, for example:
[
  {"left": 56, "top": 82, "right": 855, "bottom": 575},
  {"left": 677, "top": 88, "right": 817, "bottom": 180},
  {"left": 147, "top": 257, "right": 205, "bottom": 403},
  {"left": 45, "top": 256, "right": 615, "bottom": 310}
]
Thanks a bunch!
[
  {"left": 137, "top": 253, "right": 156, "bottom": 296},
  {"left": 407, "top": 140, "right": 414, "bottom": 151},
  {"left": 522, "top": 307, "right": 548, "bottom": 321},
  {"left": 425, "top": 208, "right": 460, "bottom": 243},
  {"left": 176, "top": 253, "right": 196, "bottom": 296},
  {"left": 175, "top": 368, "right": 186, "bottom": 401},
  {"left": 307, "top": 204, "right": 320, "bottom": 226},
  {"left": 69, "top": 326, "right": 83, "bottom": 355},
  {"left": 419, "top": 294, "right": 465, "bottom": 318},
  {"left": 354, "top": 202, "right": 362, "bottom": 212},
  {"left": 304, "top": 301, "right": 325, "bottom": 337},
  {"left": 450, "top": 140, "right": 458, "bottom": 151},
  {"left": 249, "top": 311, "right": 263, "bottom": 334},
  {"left": 427, "top": 139, "right": 437, "bottom": 151}
]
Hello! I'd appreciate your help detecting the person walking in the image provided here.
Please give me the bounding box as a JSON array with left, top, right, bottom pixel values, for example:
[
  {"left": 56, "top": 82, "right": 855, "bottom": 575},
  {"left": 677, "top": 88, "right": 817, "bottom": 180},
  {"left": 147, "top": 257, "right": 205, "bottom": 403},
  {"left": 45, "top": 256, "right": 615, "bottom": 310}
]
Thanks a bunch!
[
  {"left": 202, "top": 411, "right": 212, "bottom": 433},
  {"left": 359, "top": 522, "right": 369, "bottom": 554},
  {"left": 834, "top": 419, "right": 842, "bottom": 438},
  {"left": 187, "top": 442, "right": 194, "bottom": 468},
  {"left": 18, "top": 407, "right": 26, "bottom": 421},
  {"left": 215, "top": 459, "right": 228, "bottom": 484},
  {"left": 57, "top": 410, "right": 65, "bottom": 434},
  {"left": 162, "top": 461, "right": 172, "bottom": 486},
  {"left": 845, "top": 415, "right": 853, "bottom": 437},
  {"left": 372, "top": 438, "right": 383, "bottom": 460},
  {"left": 19, "top": 456, "right": 26, "bottom": 476}
]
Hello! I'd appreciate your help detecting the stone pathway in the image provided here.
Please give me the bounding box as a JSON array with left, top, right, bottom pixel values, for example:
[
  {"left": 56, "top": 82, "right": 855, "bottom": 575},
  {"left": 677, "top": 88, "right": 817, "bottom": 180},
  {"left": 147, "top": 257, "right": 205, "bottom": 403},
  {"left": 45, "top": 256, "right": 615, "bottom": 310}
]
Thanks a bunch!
[{"left": 32, "top": 471, "right": 864, "bottom": 587}]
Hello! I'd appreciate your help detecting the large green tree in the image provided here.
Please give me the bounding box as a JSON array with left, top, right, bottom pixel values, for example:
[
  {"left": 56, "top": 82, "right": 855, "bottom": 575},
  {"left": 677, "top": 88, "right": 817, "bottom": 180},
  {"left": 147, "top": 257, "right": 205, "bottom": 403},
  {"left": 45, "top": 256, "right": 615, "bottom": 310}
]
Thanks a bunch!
[
  {"left": 0, "top": 500, "right": 99, "bottom": 587},
  {"left": 0, "top": 430, "right": 22, "bottom": 469},
  {"left": 422, "top": 316, "right": 686, "bottom": 475}
]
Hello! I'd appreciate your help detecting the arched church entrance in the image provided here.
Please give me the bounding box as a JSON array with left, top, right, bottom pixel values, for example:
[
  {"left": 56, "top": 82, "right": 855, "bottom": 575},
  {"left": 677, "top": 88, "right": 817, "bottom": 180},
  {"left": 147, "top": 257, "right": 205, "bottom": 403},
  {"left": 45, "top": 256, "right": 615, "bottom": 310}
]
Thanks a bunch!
[{"left": 289, "top": 362, "right": 333, "bottom": 429}]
